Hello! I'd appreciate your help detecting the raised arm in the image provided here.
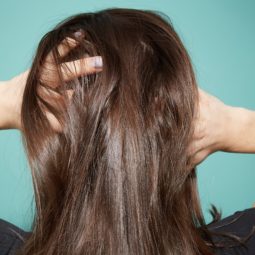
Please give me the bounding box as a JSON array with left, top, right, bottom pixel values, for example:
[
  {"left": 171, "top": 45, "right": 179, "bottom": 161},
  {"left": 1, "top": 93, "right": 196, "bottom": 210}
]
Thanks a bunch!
[
  {"left": 0, "top": 41, "right": 103, "bottom": 132},
  {"left": 0, "top": 57, "right": 102, "bottom": 132},
  {"left": 0, "top": 71, "right": 29, "bottom": 130},
  {"left": 0, "top": 33, "right": 103, "bottom": 131},
  {"left": 189, "top": 89, "right": 255, "bottom": 167}
]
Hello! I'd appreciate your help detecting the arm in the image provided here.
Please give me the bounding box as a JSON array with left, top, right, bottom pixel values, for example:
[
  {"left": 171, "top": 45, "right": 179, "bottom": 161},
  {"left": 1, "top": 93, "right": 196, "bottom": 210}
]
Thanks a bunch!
[
  {"left": 0, "top": 33, "right": 103, "bottom": 131},
  {"left": 0, "top": 81, "right": 10, "bottom": 129},
  {"left": 189, "top": 89, "right": 255, "bottom": 167},
  {"left": 0, "top": 56, "right": 102, "bottom": 131},
  {"left": 0, "top": 74, "right": 25, "bottom": 130},
  {"left": 226, "top": 106, "right": 255, "bottom": 153}
]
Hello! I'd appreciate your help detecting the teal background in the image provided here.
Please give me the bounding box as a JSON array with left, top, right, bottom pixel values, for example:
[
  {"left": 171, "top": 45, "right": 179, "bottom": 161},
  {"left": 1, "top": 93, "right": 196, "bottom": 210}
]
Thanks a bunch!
[{"left": 0, "top": 0, "right": 254, "bottom": 232}]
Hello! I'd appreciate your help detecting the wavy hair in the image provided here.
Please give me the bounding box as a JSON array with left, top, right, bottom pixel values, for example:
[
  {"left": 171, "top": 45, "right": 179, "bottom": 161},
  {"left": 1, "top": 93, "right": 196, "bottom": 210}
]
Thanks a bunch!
[{"left": 18, "top": 8, "right": 240, "bottom": 255}]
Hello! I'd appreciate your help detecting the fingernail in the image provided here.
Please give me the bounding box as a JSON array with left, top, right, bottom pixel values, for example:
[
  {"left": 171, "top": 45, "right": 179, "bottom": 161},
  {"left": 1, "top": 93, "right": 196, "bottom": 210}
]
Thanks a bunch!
[
  {"left": 92, "top": 56, "right": 103, "bottom": 68},
  {"left": 74, "top": 30, "right": 84, "bottom": 38}
]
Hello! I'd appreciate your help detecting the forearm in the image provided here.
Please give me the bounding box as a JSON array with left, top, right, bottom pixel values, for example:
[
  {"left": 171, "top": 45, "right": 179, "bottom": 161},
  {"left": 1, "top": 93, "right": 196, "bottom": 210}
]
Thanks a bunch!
[
  {"left": 0, "top": 80, "right": 20, "bottom": 129},
  {"left": 224, "top": 106, "right": 255, "bottom": 153}
]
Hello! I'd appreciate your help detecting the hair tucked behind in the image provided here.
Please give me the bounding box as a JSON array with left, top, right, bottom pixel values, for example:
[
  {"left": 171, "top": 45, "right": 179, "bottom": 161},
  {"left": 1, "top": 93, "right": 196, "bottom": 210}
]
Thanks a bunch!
[{"left": 19, "top": 8, "right": 223, "bottom": 255}]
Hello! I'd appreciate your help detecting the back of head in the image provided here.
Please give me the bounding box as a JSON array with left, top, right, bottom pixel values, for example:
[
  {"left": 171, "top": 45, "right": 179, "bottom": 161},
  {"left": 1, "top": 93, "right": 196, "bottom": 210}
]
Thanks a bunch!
[{"left": 19, "top": 8, "right": 213, "bottom": 255}]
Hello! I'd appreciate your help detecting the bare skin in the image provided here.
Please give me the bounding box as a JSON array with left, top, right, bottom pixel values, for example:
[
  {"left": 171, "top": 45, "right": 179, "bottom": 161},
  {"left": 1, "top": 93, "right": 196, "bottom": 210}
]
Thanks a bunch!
[
  {"left": 2, "top": 73, "right": 255, "bottom": 160},
  {"left": 0, "top": 37, "right": 255, "bottom": 164},
  {"left": 1, "top": 53, "right": 255, "bottom": 206},
  {"left": 189, "top": 89, "right": 255, "bottom": 167},
  {"left": 0, "top": 36, "right": 103, "bottom": 131}
]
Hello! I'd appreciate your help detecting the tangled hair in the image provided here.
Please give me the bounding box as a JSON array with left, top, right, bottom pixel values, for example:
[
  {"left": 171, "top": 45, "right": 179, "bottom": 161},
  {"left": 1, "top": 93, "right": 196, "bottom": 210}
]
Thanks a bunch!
[{"left": 17, "top": 8, "right": 245, "bottom": 255}]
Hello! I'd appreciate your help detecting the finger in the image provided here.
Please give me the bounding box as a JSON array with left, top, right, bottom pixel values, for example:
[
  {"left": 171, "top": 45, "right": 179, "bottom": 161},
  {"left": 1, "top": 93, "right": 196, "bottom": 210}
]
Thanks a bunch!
[
  {"left": 37, "top": 85, "right": 66, "bottom": 117},
  {"left": 42, "top": 37, "right": 80, "bottom": 85},
  {"left": 60, "top": 56, "right": 103, "bottom": 81},
  {"left": 37, "top": 84, "right": 74, "bottom": 111},
  {"left": 193, "top": 121, "right": 206, "bottom": 140},
  {"left": 37, "top": 86, "right": 74, "bottom": 133},
  {"left": 66, "top": 89, "right": 74, "bottom": 100},
  {"left": 45, "top": 37, "right": 80, "bottom": 65},
  {"left": 187, "top": 149, "right": 210, "bottom": 170},
  {"left": 73, "top": 29, "right": 85, "bottom": 39},
  {"left": 40, "top": 55, "right": 103, "bottom": 88},
  {"left": 57, "top": 37, "right": 79, "bottom": 57},
  {"left": 187, "top": 137, "right": 209, "bottom": 157},
  {"left": 57, "top": 29, "right": 86, "bottom": 57},
  {"left": 43, "top": 90, "right": 74, "bottom": 133},
  {"left": 45, "top": 110, "right": 62, "bottom": 133},
  {"left": 187, "top": 141, "right": 199, "bottom": 157}
]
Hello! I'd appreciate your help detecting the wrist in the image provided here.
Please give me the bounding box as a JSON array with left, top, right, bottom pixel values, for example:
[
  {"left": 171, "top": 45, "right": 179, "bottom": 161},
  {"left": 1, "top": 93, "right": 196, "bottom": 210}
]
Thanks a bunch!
[{"left": 0, "top": 79, "right": 21, "bottom": 129}]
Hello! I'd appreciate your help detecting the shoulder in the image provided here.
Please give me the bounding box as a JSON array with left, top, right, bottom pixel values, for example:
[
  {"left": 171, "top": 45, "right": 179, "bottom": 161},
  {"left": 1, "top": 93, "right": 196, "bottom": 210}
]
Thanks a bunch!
[
  {"left": 0, "top": 218, "right": 30, "bottom": 254},
  {"left": 208, "top": 207, "right": 255, "bottom": 234},
  {"left": 207, "top": 207, "right": 255, "bottom": 255}
]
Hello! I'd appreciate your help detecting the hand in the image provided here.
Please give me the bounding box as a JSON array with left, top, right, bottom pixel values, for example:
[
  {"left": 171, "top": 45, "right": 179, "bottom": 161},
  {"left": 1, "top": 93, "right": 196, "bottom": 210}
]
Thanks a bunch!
[
  {"left": 0, "top": 37, "right": 103, "bottom": 131},
  {"left": 187, "top": 88, "right": 234, "bottom": 167},
  {"left": 188, "top": 88, "right": 255, "bottom": 168}
]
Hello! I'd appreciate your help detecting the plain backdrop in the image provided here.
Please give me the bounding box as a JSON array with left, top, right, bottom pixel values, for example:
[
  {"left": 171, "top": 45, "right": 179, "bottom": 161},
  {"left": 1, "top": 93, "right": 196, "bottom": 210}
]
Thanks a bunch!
[{"left": 0, "top": 0, "right": 254, "bottom": 231}]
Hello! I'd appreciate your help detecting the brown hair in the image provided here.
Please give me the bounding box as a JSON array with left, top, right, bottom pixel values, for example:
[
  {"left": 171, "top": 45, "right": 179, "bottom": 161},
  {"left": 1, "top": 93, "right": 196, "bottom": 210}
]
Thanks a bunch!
[{"left": 18, "top": 8, "right": 244, "bottom": 255}]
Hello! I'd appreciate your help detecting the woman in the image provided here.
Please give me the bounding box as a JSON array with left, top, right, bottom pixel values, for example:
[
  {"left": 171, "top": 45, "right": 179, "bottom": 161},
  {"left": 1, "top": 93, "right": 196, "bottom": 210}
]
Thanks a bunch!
[{"left": 0, "top": 8, "right": 255, "bottom": 255}]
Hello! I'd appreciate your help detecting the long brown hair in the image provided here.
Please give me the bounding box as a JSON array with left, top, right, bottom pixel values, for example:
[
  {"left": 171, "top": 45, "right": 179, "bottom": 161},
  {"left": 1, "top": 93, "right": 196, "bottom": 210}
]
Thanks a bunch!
[{"left": 18, "top": 8, "right": 235, "bottom": 255}]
